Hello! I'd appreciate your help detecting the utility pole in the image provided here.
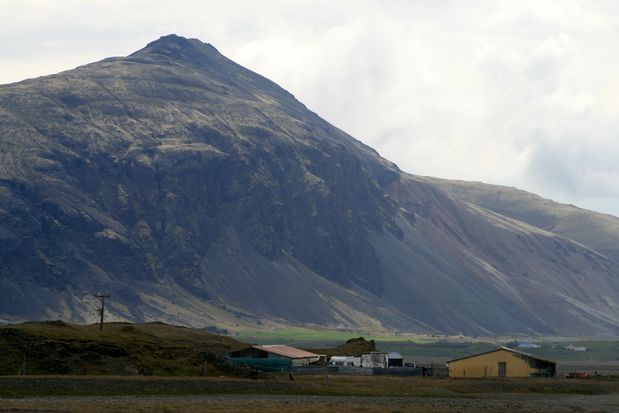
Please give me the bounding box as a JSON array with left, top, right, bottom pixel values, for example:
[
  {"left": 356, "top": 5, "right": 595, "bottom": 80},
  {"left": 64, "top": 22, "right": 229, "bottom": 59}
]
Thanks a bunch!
[{"left": 94, "top": 293, "right": 111, "bottom": 330}]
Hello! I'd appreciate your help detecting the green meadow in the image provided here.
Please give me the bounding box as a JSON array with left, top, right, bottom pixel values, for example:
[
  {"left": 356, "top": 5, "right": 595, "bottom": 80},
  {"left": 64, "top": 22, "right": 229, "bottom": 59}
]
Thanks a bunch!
[{"left": 235, "top": 327, "right": 434, "bottom": 347}]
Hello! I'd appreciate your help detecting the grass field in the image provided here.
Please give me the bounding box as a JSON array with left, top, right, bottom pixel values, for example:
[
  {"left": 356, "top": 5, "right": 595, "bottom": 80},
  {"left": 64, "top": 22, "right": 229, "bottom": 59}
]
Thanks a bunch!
[
  {"left": 2, "top": 375, "right": 619, "bottom": 412},
  {"left": 237, "top": 327, "right": 619, "bottom": 365},
  {"left": 235, "top": 326, "right": 434, "bottom": 347},
  {"left": 1, "top": 374, "right": 617, "bottom": 398},
  {"left": 518, "top": 340, "right": 619, "bottom": 362}
]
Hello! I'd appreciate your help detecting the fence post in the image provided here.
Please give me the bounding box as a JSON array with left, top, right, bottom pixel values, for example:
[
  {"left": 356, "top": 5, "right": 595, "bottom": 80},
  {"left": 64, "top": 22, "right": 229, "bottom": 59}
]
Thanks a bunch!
[{"left": 324, "top": 362, "right": 329, "bottom": 384}]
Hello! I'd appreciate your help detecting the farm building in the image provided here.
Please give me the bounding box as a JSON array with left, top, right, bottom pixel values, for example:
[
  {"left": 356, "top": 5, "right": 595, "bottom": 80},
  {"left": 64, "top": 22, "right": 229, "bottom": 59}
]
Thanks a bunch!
[
  {"left": 227, "top": 344, "right": 321, "bottom": 368},
  {"left": 387, "top": 352, "right": 404, "bottom": 367},
  {"left": 447, "top": 347, "right": 556, "bottom": 378},
  {"left": 361, "top": 352, "right": 388, "bottom": 368}
]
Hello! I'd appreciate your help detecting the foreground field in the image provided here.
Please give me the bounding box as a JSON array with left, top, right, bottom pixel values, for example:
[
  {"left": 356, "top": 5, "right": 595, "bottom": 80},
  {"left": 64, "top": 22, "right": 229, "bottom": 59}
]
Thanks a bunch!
[
  {"left": 4, "top": 393, "right": 619, "bottom": 413},
  {"left": 2, "top": 375, "right": 619, "bottom": 412}
]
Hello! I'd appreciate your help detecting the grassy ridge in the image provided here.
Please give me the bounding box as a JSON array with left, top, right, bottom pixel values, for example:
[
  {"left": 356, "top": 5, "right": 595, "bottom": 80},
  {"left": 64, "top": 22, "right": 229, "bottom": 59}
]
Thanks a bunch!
[{"left": 0, "top": 321, "right": 246, "bottom": 376}]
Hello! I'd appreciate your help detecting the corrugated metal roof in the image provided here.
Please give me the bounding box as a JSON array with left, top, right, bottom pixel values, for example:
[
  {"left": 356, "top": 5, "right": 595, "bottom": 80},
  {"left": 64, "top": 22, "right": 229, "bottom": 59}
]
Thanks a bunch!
[
  {"left": 255, "top": 344, "right": 319, "bottom": 359},
  {"left": 388, "top": 352, "right": 403, "bottom": 359},
  {"left": 446, "top": 346, "right": 556, "bottom": 365}
]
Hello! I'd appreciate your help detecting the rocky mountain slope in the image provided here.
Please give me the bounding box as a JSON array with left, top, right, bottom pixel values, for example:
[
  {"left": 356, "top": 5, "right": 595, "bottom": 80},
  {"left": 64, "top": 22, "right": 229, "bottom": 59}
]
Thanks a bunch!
[
  {"left": 1, "top": 34, "right": 619, "bottom": 335},
  {"left": 418, "top": 176, "right": 619, "bottom": 264}
]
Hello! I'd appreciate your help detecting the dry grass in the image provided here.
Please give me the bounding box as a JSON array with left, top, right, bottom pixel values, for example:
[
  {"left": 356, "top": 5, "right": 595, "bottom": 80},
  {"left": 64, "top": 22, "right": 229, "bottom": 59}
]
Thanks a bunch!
[
  {"left": 0, "top": 321, "right": 246, "bottom": 376},
  {"left": 2, "top": 375, "right": 619, "bottom": 412},
  {"left": 3, "top": 392, "right": 619, "bottom": 413},
  {"left": 2, "top": 374, "right": 619, "bottom": 398}
]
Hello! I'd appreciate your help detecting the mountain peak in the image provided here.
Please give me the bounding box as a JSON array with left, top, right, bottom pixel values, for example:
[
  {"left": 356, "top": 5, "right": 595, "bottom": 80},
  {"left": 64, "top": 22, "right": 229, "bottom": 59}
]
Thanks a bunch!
[
  {"left": 146, "top": 34, "right": 201, "bottom": 49},
  {"left": 130, "top": 34, "right": 220, "bottom": 65}
]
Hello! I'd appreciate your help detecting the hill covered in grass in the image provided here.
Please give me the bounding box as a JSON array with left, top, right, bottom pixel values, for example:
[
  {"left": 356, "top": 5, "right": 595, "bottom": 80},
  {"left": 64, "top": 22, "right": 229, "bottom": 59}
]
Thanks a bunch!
[{"left": 0, "top": 321, "right": 246, "bottom": 376}]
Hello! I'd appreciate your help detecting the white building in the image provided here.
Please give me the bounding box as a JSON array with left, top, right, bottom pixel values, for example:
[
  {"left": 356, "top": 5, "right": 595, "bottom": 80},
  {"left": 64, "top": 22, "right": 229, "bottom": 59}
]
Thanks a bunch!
[{"left": 361, "top": 352, "right": 388, "bottom": 368}]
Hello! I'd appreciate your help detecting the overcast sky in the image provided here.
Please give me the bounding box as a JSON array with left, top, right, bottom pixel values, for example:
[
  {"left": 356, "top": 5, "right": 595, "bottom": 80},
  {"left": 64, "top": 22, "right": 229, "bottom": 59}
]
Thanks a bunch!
[{"left": 2, "top": 0, "right": 619, "bottom": 217}]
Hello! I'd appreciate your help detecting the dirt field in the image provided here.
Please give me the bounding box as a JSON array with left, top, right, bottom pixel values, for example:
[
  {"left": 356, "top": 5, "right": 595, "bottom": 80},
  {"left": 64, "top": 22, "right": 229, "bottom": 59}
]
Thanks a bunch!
[
  {"left": 2, "top": 375, "right": 619, "bottom": 412},
  {"left": 2, "top": 393, "right": 619, "bottom": 413}
]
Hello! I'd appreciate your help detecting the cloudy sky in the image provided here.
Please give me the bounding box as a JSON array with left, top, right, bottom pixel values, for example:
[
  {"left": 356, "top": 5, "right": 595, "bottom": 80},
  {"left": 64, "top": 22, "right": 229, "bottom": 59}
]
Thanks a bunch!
[{"left": 3, "top": 0, "right": 619, "bottom": 217}]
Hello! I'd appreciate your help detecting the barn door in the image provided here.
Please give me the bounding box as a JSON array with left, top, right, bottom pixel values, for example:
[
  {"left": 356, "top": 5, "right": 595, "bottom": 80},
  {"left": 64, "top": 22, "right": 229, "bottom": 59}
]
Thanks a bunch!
[{"left": 498, "top": 362, "right": 506, "bottom": 378}]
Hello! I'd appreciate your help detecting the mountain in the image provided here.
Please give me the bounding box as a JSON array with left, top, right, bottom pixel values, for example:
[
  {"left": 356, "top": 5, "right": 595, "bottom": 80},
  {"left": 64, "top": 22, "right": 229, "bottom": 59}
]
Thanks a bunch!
[
  {"left": 416, "top": 176, "right": 619, "bottom": 264},
  {"left": 1, "top": 34, "right": 619, "bottom": 336}
]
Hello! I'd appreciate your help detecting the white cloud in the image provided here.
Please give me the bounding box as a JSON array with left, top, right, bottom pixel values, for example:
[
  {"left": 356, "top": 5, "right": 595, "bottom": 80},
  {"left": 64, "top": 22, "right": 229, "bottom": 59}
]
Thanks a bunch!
[{"left": 2, "top": 0, "right": 619, "bottom": 216}]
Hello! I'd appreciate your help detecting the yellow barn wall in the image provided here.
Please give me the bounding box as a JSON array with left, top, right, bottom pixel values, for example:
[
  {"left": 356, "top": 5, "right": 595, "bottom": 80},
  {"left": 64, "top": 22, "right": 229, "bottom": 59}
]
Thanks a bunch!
[{"left": 448, "top": 349, "right": 537, "bottom": 378}]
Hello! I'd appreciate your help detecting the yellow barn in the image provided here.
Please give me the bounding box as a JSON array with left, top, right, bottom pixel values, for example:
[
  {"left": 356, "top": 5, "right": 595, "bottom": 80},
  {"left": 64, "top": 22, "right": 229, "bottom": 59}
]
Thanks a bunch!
[{"left": 447, "top": 347, "right": 556, "bottom": 378}]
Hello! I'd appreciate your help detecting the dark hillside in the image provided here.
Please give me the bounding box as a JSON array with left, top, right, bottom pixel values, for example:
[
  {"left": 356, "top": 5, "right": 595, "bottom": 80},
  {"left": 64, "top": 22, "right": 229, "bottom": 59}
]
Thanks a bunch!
[{"left": 0, "top": 321, "right": 245, "bottom": 376}]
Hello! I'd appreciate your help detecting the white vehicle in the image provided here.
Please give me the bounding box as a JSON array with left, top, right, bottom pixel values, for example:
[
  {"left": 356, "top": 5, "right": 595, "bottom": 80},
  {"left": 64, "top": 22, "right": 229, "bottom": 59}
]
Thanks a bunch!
[{"left": 329, "top": 356, "right": 361, "bottom": 367}]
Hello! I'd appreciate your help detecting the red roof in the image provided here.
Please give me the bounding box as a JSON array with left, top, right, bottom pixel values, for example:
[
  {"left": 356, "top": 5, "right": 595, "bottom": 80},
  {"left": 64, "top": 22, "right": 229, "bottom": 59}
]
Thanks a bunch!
[{"left": 255, "top": 344, "right": 319, "bottom": 359}]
